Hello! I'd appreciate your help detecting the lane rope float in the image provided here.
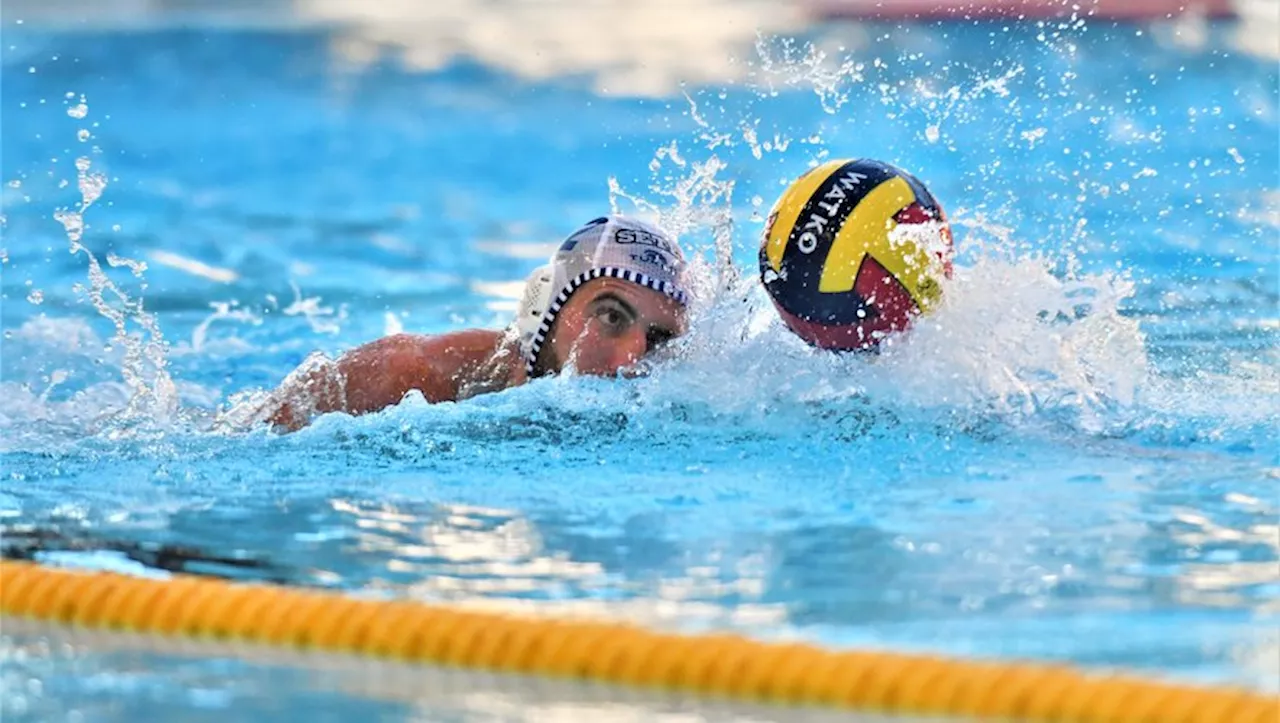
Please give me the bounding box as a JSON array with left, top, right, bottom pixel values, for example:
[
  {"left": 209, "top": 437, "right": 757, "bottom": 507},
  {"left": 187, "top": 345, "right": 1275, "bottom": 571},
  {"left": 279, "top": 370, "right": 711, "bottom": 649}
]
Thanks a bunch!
[{"left": 1, "top": 560, "right": 1275, "bottom": 723}]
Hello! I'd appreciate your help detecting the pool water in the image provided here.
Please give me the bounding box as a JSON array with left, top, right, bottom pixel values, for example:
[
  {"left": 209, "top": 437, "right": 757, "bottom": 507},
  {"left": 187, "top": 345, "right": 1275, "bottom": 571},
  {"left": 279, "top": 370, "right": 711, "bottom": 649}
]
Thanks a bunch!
[{"left": 1, "top": 7, "right": 1277, "bottom": 722}]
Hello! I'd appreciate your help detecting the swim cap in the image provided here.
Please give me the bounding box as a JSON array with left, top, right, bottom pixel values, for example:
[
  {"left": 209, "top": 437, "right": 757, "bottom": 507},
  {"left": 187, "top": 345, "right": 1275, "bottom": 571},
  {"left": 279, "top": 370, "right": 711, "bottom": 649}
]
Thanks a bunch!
[{"left": 516, "top": 215, "right": 689, "bottom": 375}]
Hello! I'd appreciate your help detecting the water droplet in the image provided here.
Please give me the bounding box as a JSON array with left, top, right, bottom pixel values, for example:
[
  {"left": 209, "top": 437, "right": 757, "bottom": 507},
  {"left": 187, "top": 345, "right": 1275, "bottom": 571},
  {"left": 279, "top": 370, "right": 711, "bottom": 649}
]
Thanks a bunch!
[
  {"left": 67, "top": 103, "right": 88, "bottom": 119},
  {"left": 54, "top": 209, "right": 84, "bottom": 242},
  {"left": 112, "top": 224, "right": 122, "bottom": 232},
  {"left": 27, "top": 66, "right": 35, "bottom": 74},
  {"left": 77, "top": 129, "right": 90, "bottom": 142},
  {"left": 925, "top": 125, "right": 941, "bottom": 143},
  {"left": 27, "top": 290, "right": 43, "bottom": 305},
  {"left": 751, "top": 195, "right": 763, "bottom": 207},
  {"left": 6, "top": 180, "right": 20, "bottom": 188},
  {"left": 81, "top": 172, "right": 108, "bottom": 204}
]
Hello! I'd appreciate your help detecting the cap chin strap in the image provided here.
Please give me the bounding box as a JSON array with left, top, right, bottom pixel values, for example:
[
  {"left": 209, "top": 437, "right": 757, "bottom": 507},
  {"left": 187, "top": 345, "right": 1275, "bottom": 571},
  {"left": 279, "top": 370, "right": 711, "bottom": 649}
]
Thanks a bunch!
[{"left": 524, "top": 267, "right": 688, "bottom": 377}]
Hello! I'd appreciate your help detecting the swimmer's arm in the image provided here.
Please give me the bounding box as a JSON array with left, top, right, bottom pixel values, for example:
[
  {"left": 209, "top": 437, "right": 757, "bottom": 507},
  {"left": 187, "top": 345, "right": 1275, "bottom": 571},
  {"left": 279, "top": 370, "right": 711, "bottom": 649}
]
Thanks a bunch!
[{"left": 264, "top": 331, "right": 501, "bottom": 432}]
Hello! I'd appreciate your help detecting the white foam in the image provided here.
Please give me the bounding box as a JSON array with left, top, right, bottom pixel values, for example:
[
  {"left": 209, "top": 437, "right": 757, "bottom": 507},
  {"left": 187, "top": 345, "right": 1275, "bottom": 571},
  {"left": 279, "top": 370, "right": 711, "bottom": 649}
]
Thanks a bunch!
[{"left": 624, "top": 245, "right": 1151, "bottom": 440}]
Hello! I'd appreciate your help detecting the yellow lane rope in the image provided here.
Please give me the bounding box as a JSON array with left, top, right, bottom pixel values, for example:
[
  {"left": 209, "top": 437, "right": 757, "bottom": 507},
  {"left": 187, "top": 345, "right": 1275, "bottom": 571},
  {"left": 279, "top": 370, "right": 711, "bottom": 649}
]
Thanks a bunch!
[{"left": 1, "top": 561, "right": 1274, "bottom": 722}]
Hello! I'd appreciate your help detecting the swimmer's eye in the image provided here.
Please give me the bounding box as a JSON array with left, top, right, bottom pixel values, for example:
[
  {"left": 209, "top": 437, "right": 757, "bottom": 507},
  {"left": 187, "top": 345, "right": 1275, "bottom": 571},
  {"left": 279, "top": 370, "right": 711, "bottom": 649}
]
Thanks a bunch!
[
  {"left": 601, "top": 308, "right": 627, "bottom": 327},
  {"left": 593, "top": 299, "right": 635, "bottom": 334}
]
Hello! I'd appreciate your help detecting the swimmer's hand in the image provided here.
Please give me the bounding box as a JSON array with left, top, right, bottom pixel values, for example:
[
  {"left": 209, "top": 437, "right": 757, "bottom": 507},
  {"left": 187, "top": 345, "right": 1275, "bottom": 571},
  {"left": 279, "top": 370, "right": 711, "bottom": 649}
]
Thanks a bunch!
[{"left": 263, "top": 331, "right": 509, "bottom": 432}]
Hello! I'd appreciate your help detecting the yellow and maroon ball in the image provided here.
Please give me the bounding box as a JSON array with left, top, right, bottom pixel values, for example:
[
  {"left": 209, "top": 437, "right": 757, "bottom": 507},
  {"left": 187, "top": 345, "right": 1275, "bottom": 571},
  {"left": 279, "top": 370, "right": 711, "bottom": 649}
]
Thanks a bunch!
[{"left": 759, "top": 158, "right": 954, "bottom": 350}]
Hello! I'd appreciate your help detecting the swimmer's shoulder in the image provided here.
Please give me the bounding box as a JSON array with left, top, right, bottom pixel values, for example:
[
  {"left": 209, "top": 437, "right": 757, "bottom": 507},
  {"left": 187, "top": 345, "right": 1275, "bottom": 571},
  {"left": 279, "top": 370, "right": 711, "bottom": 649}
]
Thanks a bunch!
[
  {"left": 265, "top": 329, "right": 512, "bottom": 430},
  {"left": 362, "top": 329, "right": 513, "bottom": 402}
]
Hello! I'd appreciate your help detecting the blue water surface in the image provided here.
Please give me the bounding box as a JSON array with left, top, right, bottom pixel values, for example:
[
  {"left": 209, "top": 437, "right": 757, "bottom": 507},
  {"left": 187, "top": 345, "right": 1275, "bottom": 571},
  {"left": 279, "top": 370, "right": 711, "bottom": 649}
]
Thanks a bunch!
[{"left": 1, "top": 12, "right": 1277, "bottom": 723}]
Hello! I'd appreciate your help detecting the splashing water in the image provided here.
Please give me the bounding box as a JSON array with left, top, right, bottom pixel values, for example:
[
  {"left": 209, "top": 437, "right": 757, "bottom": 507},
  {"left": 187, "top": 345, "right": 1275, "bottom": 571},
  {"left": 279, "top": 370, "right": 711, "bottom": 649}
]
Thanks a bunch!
[
  {"left": 65, "top": 93, "right": 88, "bottom": 119},
  {"left": 281, "top": 281, "right": 347, "bottom": 336},
  {"left": 610, "top": 144, "right": 737, "bottom": 300},
  {"left": 752, "top": 34, "right": 866, "bottom": 114},
  {"left": 599, "top": 38, "right": 1239, "bottom": 446},
  {"left": 47, "top": 108, "right": 179, "bottom": 438},
  {"left": 185, "top": 301, "right": 263, "bottom": 356},
  {"left": 915, "top": 65, "right": 1026, "bottom": 146},
  {"left": 618, "top": 247, "right": 1148, "bottom": 440}
]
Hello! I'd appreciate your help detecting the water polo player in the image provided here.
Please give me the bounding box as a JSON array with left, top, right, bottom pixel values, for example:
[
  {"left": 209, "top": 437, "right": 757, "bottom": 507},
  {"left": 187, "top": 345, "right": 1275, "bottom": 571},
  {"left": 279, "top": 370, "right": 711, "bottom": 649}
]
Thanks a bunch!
[{"left": 263, "top": 216, "right": 691, "bottom": 431}]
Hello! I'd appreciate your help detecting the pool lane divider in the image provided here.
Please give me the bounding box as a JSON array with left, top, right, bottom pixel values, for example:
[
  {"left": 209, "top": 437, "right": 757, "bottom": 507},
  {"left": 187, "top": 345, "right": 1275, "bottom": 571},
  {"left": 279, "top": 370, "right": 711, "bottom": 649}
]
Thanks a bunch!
[{"left": 1, "top": 560, "right": 1274, "bottom": 722}]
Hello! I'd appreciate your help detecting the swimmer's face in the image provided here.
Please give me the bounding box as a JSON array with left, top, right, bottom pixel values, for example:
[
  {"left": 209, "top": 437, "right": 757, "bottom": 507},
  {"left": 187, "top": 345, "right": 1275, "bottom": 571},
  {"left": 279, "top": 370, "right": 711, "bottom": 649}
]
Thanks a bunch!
[{"left": 537, "top": 278, "right": 687, "bottom": 378}]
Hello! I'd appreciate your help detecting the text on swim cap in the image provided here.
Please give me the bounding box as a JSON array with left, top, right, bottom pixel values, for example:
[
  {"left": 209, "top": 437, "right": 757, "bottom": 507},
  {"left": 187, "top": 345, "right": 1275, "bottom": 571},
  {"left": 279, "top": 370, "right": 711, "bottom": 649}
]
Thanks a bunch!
[
  {"left": 614, "top": 227, "right": 678, "bottom": 256},
  {"left": 629, "top": 248, "right": 678, "bottom": 273}
]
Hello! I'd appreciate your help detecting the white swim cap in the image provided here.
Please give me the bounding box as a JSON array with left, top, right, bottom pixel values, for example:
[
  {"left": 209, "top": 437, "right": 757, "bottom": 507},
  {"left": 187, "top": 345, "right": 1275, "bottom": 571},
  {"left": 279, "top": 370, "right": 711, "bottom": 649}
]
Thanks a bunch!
[{"left": 515, "top": 215, "right": 690, "bottom": 375}]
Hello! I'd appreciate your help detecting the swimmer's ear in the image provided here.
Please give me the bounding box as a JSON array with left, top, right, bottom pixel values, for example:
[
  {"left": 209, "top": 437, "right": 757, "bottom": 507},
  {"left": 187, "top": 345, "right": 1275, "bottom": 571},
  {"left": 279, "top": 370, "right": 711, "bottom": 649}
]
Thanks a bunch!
[{"left": 515, "top": 264, "right": 556, "bottom": 350}]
